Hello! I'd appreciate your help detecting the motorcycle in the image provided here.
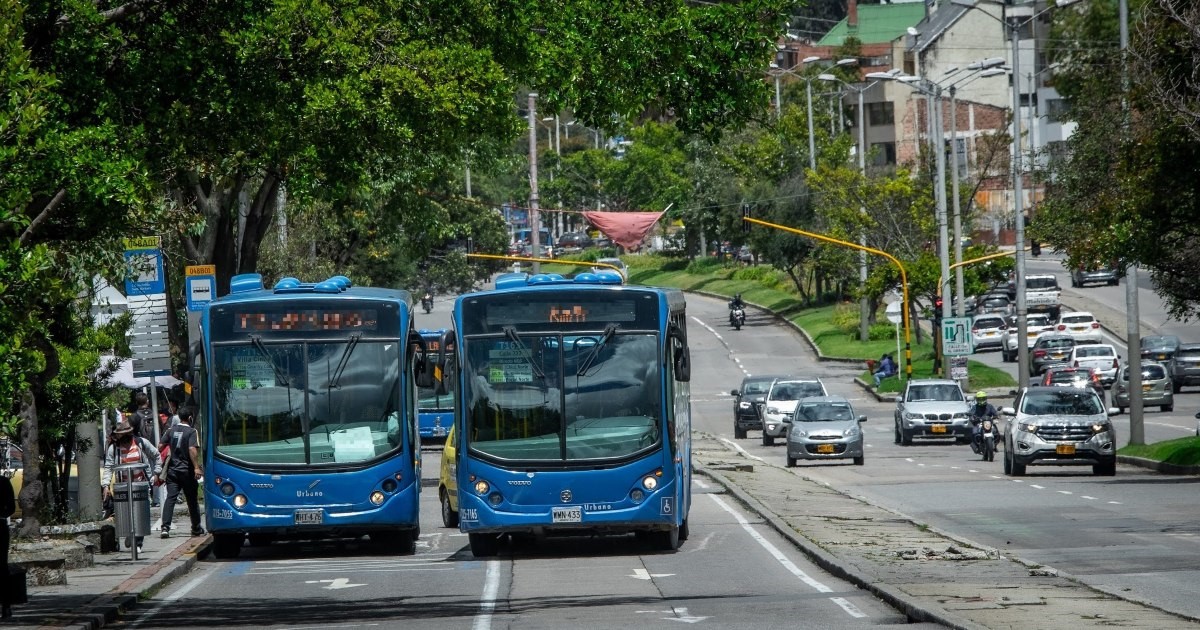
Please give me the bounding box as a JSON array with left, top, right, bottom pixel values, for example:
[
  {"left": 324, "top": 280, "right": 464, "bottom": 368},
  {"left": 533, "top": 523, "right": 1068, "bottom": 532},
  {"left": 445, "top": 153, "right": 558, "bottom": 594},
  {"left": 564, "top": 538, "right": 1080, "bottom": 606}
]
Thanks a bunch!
[
  {"left": 728, "top": 302, "right": 746, "bottom": 330},
  {"left": 970, "top": 413, "right": 1000, "bottom": 462},
  {"left": 421, "top": 294, "right": 433, "bottom": 314}
]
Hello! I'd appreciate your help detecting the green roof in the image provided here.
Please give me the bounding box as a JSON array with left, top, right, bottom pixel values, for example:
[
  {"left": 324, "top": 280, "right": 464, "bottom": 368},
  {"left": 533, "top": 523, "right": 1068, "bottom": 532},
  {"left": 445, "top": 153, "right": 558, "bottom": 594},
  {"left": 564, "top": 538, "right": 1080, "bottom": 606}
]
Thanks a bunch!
[{"left": 816, "top": 3, "right": 927, "bottom": 46}]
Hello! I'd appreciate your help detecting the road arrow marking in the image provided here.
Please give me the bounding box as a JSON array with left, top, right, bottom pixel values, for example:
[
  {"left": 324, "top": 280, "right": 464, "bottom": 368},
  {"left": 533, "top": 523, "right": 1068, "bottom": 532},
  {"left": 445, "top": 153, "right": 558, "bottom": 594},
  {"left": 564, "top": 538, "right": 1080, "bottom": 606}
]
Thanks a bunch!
[
  {"left": 629, "top": 568, "right": 675, "bottom": 580},
  {"left": 665, "top": 607, "right": 708, "bottom": 623},
  {"left": 305, "top": 578, "right": 366, "bottom": 590}
]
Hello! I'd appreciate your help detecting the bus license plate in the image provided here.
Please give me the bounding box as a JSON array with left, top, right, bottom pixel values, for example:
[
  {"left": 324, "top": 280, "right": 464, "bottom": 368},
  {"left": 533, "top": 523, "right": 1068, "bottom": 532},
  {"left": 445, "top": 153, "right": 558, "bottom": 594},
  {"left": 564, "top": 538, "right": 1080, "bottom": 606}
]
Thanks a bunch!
[
  {"left": 1056, "top": 444, "right": 1076, "bottom": 455},
  {"left": 552, "top": 506, "right": 582, "bottom": 523},
  {"left": 931, "top": 424, "right": 947, "bottom": 433},
  {"left": 295, "top": 509, "right": 324, "bottom": 525}
]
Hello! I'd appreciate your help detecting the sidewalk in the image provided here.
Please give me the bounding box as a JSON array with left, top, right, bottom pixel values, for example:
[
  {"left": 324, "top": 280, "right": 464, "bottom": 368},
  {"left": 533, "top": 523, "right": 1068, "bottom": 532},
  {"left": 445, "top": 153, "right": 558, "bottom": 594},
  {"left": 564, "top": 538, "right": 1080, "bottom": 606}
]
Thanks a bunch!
[
  {"left": 692, "top": 432, "right": 1200, "bottom": 629},
  {"left": 9, "top": 503, "right": 211, "bottom": 630}
]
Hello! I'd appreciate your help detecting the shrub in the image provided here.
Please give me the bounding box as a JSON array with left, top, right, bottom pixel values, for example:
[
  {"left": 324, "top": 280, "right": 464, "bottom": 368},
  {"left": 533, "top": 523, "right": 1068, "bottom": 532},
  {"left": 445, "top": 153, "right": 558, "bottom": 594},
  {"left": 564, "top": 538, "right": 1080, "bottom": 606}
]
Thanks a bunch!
[{"left": 686, "top": 257, "right": 725, "bottom": 274}]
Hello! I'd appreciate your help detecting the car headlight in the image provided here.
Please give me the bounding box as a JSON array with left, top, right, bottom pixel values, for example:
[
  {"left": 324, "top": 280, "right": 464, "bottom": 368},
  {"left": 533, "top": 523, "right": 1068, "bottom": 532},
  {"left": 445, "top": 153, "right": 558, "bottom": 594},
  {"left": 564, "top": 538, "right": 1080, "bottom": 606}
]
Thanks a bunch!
[
  {"left": 904, "top": 412, "right": 924, "bottom": 421},
  {"left": 844, "top": 426, "right": 861, "bottom": 437},
  {"left": 739, "top": 402, "right": 752, "bottom": 409},
  {"left": 1092, "top": 421, "right": 1111, "bottom": 433},
  {"left": 952, "top": 412, "right": 969, "bottom": 420},
  {"left": 767, "top": 407, "right": 780, "bottom": 415},
  {"left": 790, "top": 428, "right": 807, "bottom": 438},
  {"left": 1020, "top": 422, "right": 1039, "bottom": 433}
]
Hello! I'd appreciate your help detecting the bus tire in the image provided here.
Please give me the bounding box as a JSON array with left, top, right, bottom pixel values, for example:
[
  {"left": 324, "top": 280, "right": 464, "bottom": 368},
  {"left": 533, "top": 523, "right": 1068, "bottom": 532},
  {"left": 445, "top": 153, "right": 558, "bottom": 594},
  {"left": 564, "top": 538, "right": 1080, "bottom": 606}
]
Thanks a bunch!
[
  {"left": 373, "top": 529, "right": 417, "bottom": 554},
  {"left": 440, "top": 489, "right": 459, "bottom": 528},
  {"left": 470, "top": 533, "right": 500, "bottom": 557},
  {"left": 679, "top": 519, "right": 690, "bottom": 542},
  {"left": 212, "top": 533, "right": 244, "bottom": 560},
  {"left": 652, "top": 526, "right": 681, "bottom": 552},
  {"left": 247, "top": 533, "right": 274, "bottom": 547}
]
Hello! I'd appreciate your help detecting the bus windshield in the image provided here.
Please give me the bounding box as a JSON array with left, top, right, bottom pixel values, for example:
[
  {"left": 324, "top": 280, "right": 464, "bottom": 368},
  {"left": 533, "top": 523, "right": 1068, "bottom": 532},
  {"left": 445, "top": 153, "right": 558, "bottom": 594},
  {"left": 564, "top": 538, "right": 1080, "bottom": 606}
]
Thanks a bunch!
[
  {"left": 211, "top": 339, "right": 403, "bottom": 466},
  {"left": 462, "top": 331, "right": 661, "bottom": 462}
]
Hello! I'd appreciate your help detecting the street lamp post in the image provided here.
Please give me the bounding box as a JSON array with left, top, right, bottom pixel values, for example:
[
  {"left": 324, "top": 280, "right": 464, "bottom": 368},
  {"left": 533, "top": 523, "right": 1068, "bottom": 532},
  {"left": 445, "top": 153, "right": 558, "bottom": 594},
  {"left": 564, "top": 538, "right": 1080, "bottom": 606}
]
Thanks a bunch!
[
  {"left": 769, "top": 56, "right": 823, "bottom": 171},
  {"left": 527, "top": 92, "right": 541, "bottom": 274},
  {"left": 821, "top": 70, "right": 895, "bottom": 342},
  {"left": 952, "top": 0, "right": 1082, "bottom": 388}
]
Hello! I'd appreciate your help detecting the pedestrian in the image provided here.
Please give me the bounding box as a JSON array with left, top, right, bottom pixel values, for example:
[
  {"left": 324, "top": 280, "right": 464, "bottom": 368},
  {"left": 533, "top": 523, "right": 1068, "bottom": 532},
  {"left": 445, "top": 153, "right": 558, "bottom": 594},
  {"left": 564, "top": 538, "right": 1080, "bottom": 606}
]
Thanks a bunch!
[
  {"left": 159, "top": 407, "right": 205, "bottom": 539},
  {"left": 101, "top": 420, "right": 162, "bottom": 553},
  {"left": 1, "top": 469, "right": 15, "bottom": 619},
  {"left": 873, "top": 353, "right": 898, "bottom": 387},
  {"left": 130, "top": 392, "right": 154, "bottom": 441}
]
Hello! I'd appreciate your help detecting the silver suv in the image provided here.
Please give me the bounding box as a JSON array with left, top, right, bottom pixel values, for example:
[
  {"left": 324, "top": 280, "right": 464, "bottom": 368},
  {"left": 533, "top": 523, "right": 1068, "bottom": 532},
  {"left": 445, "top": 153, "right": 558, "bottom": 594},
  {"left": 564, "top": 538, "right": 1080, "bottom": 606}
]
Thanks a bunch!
[
  {"left": 760, "top": 378, "right": 828, "bottom": 446},
  {"left": 1002, "top": 386, "right": 1117, "bottom": 476},
  {"left": 894, "top": 379, "right": 972, "bottom": 445}
]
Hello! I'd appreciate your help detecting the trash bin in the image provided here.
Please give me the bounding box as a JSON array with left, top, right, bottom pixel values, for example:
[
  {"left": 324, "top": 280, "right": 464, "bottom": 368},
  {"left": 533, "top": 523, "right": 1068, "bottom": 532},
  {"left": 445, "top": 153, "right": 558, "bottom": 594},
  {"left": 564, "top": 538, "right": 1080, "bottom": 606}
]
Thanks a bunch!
[{"left": 113, "top": 479, "right": 151, "bottom": 539}]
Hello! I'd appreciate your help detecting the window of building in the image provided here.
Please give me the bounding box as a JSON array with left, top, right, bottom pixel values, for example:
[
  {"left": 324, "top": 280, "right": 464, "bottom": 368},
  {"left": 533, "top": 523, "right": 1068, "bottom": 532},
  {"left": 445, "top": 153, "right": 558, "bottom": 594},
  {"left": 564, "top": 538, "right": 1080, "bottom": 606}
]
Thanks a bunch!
[
  {"left": 867, "top": 102, "right": 894, "bottom": 126},
  {"left": 871, "top": 142, "right": 897, "bottom": 166},
  {"left": 1045, "top": 98, "right": 1069, "bottom": 123}
]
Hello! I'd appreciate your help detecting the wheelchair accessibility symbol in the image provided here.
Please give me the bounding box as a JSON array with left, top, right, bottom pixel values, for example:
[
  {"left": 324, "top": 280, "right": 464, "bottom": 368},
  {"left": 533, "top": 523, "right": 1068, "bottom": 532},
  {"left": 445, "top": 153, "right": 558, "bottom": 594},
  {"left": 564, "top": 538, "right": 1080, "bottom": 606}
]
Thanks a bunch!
[{"left": 660, "top": 497, "right": 674, "bottom": 516}]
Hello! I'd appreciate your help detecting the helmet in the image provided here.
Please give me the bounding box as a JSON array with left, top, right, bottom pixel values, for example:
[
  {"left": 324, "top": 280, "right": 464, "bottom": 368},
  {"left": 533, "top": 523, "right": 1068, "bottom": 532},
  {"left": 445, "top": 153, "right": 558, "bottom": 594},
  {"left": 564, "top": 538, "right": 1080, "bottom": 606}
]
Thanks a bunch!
[
  {"left": 734, "top": 293, "right": 742, "bottom": 300},
  {"left": 975, "top": 391, "right": 988, "bottom": 401}
]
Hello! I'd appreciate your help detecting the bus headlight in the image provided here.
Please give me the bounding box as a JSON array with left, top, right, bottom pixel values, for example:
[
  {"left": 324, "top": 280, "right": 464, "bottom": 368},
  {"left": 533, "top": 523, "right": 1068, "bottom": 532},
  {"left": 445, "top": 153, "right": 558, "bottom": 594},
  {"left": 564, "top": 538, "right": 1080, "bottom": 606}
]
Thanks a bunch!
[
  {"left": 370, "top": 491, "right": 385, "bottom": 505},
  {"left": 474, "top": 480, "right": 491, "bottom": 495},
  {"left": 488, "top": 492, "right": 503, "bottom": 507},
  {"left": 630, "top": 488, "right": 645, "bottom": 503},
  {"left": 220, "top": 482, "right": 235, "bottom": 497},
  {"left": 232, "top": 494, "right": 248, "bottom": 509},
  {"left": 381, "top": 479, "right": 398, "bottom": 493},
  {"left": 641, "top": 475, "right": 659, "bottom": 491}
]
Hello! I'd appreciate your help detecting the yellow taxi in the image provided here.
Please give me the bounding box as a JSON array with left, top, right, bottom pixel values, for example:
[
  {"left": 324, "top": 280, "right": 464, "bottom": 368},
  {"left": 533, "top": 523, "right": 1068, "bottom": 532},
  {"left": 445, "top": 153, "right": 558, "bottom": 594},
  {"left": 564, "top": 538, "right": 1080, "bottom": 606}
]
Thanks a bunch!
[{"left": 438, "top": 425, "right": 459, "bottom": 528}]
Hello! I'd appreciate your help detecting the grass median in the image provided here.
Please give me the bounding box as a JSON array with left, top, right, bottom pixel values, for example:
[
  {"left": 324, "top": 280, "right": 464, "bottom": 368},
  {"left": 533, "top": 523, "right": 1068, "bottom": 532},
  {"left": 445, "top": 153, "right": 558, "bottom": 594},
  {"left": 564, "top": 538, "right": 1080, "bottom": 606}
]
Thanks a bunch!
[{"left": 1118, "top": 436, "right": 1200, "bottom": 467}]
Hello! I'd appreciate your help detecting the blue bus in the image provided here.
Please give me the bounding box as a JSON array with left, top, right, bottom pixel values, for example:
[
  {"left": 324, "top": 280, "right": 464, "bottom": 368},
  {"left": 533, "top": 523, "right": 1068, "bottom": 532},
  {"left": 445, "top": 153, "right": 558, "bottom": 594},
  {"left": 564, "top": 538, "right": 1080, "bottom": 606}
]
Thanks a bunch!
[
  {"left": 448, "top": 270, "right": 693, "bottom": 557},
  {"left": 417, "top": 329, "right": 455, "bottom": 442},
  {"left": 197, "top": 274, "right": 428, "bottom": 559}
]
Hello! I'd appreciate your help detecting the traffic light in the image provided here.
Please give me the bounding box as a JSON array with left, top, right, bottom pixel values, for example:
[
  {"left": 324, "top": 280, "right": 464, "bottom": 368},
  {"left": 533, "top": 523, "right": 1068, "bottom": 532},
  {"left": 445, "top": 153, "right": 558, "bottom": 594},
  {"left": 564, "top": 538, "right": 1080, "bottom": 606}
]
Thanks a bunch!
[
  {"left": 741, "top": 204, "right": 752, "bottom": 234},
  {"left": 933, "top": 297, "right": 943, "bottom": 323}
]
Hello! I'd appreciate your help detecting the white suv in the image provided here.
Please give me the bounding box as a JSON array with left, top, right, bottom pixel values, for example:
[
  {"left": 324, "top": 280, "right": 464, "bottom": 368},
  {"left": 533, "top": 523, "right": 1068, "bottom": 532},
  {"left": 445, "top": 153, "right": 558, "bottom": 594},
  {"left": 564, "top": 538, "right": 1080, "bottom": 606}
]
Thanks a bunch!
[
  {"left": 1002, "top": 385, "right": 1118, "bottom": 476},
  {"left": 761, "top": 378, "right": 828, "bottom": 446},
  {"left": 1054, "top": 311, "right": 1103, "bottom": 345}
]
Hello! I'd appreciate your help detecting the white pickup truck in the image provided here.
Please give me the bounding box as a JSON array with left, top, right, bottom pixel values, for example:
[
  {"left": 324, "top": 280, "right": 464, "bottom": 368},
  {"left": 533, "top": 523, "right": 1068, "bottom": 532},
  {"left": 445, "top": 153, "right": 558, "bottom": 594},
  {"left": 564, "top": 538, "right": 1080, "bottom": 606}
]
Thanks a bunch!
[{"left": 1025, "top": 274, "right": 1062, "bottom": 321}]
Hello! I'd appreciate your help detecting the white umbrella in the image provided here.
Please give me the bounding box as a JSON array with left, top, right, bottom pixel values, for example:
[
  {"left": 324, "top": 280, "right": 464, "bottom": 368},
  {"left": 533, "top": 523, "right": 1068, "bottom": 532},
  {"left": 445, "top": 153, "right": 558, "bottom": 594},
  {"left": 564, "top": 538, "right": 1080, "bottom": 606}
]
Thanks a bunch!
[{"left": 99, "top": 355, "right": 182, "bottom": 389}]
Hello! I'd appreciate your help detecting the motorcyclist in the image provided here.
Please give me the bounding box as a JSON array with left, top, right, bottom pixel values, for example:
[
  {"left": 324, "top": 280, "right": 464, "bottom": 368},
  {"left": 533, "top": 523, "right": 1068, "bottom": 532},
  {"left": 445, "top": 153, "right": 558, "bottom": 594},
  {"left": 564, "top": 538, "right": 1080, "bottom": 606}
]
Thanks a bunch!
[
  {"left": 728, "top": 293, "right": 746, "bottom": 326},
  {"left": 969, "top": 391, "right": 999, "bottom": 453},
  {"left": 421, "top": 292, "right": 433, "bottom": 312}
]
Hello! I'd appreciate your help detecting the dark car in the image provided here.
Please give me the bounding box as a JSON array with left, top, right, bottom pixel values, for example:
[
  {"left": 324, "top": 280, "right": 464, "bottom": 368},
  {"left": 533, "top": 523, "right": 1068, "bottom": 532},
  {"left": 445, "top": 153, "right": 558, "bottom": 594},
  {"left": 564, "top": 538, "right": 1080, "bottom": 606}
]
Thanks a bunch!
[
  {"left": 556, "top": 231, "right": 593, "bottom": 252},
  {"left": 1172, "top": 343, "right": 1200, "bottom": 392},
  {"left": 1041, "top": 366, "right": 1106, "bottom": 406},
  {"left": 1140, "top": 335, "right": 1181, "bottom": 365},
  {"left": 1030, "top": 333, "right": 1077, "bottom": 376},
  {"left": 730, "top": 374, "right": 791, "bottom": 439},
  {"left": 1070, "top": 263, "right": 1120, "bottom": 288}
]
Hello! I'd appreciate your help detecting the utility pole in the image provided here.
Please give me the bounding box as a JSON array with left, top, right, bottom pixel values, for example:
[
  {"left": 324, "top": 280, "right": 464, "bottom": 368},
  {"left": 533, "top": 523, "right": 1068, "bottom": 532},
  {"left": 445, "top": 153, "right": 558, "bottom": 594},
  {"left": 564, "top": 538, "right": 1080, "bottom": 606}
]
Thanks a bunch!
[
  {"left": 1119, "top": 0, "right": 1143, "bottom": 444},
  {"left": 528, "top": 93, "right": 541, "bottom": 275}
]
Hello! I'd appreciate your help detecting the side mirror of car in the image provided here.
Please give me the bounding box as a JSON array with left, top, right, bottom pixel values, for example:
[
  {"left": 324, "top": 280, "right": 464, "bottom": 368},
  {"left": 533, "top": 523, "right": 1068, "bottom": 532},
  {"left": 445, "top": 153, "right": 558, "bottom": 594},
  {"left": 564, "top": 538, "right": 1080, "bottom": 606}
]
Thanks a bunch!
[
  {"left": 1000, "top": 407, "right": 1016, "bottom": 416},
  {"left": 731, "top": 390, "right": 740, "bottom": 396},
  {"left": 1193, "top": 410, "right": 1200, "bottom": 419},
  {"left": 1109, "top": 407, "right": 1121, "bottom": 416},
  {"left": 857, "top": 415, "right": 868, "bottom": 423}
]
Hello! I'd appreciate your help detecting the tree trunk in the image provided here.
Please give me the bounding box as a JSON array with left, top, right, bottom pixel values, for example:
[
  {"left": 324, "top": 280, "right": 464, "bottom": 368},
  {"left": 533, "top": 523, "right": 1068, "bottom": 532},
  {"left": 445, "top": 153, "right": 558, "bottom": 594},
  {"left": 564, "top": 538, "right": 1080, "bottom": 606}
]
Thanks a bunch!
[
  {"left": 237, "top": 172, "right": 281, "bottom": 276},
  {"left": 17, "top": 390, "right": 43, "bottom": 537}
]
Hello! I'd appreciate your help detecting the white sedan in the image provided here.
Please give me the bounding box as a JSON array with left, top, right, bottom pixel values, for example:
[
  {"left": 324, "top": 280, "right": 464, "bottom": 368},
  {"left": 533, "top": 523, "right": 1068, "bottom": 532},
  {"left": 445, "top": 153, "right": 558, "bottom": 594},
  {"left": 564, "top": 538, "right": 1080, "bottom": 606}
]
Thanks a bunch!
[{"left": 1055, "top": 311, "right": 1103, "bottom": 345}]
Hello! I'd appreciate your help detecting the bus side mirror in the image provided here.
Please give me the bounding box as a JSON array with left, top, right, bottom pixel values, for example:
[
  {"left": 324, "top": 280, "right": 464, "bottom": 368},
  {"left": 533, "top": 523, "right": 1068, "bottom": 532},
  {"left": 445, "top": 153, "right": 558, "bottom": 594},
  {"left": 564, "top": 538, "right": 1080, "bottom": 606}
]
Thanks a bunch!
[
  {"left": 410, "top": 332, "right": 435, "bottom": 389},
  {"left": 668, "top": 325, "right": 691, "bottom": 382}
]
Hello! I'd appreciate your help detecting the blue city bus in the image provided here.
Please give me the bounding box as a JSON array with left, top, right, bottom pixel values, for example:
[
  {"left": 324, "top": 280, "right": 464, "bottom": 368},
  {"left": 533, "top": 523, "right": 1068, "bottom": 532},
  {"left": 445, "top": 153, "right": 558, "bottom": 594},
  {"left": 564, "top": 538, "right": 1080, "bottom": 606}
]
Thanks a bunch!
[
  {"left": 417, "top": 329, "right": 454, "bottom": 443},
  {"left": 448, "top": 270, "right": 693, "bottom": 557},
  {"left": 197, "top": 274, "right": 428, "bottom": 559}
]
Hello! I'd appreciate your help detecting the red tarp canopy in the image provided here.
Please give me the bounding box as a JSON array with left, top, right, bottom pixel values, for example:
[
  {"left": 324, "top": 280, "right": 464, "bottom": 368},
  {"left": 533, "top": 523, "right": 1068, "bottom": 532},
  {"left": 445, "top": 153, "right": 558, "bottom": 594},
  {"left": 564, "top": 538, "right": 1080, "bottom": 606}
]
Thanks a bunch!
[{"left": 581, "top": 210, "right": 665, "bottom": 250}]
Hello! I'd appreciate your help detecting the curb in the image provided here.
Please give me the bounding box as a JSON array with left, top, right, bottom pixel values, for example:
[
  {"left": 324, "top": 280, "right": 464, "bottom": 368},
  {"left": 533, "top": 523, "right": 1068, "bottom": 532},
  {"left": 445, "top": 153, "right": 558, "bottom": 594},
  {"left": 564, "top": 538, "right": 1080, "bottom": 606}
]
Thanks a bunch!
[
  {"left": 1116, "top": 455, "right": 1200, "bottom": 475},
  {"left": 695, "top": 460, "right": 986, "bottom": 630},
  {"left": 56, "top": 536, "right": 213, "bottom": 630}
]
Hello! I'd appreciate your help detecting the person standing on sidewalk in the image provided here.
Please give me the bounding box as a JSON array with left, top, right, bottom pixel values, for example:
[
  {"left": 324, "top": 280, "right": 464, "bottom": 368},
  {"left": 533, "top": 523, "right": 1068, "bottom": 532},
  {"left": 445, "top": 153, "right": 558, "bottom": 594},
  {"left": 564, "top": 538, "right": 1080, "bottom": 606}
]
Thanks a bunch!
[
  {"left": 2, "top": 470, "right": 15, "bottom": 619},
  {"left": 159, "top": 407, "right": 205, "bottom": 538},
  {"left": 102, "top": 421, "right": 162, "bottom": 553}
]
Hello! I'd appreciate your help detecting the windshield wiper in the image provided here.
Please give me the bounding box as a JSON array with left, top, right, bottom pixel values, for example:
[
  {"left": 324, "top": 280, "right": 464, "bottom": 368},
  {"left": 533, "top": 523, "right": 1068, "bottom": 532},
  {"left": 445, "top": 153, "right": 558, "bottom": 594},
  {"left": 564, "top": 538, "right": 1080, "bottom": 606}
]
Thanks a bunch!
[
  {"left": 503, "top": 327, "right": 546, "bottom": 381},
  {"left": 576, "top": 324, "right": 618, "bottom": 377},
  {"left": 329, "top": 333, "right": 362, "bottom": 389},
  {"left": 249, "top": 335, "right": 290, "bottom": 386}
]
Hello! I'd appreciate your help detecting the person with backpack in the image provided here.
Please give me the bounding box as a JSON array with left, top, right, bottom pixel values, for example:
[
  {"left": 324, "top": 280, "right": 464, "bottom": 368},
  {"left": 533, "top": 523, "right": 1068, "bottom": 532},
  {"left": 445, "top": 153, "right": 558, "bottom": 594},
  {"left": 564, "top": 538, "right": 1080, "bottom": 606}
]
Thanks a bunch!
[
  {"left": 158, "top": 407, "right": 205, "bottom": 538},
  {"left": 101, "top": 420, "right": 162, "bottom": 553}
]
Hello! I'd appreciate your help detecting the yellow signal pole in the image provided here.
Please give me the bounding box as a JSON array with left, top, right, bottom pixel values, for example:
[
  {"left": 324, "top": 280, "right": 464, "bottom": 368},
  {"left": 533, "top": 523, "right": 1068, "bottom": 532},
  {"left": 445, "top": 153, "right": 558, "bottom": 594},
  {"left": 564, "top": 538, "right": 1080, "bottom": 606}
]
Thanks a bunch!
[{"left": 744, "top": 216, "right": 913, "bottom": 380}]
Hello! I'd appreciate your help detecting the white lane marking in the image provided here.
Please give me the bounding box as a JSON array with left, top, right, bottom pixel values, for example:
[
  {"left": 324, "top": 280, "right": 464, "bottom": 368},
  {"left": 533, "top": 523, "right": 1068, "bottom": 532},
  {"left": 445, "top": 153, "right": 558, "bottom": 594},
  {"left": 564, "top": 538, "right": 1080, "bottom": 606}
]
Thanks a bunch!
[
  {"left": 1109, "top": 501, "right": 1122, "bottom": 505},
  {"left": 629, "top": 568, "right": 675, "bottom": 580},
  {"left": 1030, "top": 484, "right": 1045, "bottom": 489},
  {"left": 305, "top": 578, "right": 365, "bottom": 589},
  {"left": 125, "top": 574, "right": 210, "bottom": 628},
  {"left": 709, "top": 492, "right": 868, "bottom": 619},
  {"left": 691, "top": 315, "right": 749, "bottom": 376},
  {"left": 473, "top": 560, "right": 501, "bottom": 630},
  {"left": 1058, "top": 490, "right": 1072, "bottom": 495},
  {"left": 708, "top": 493, "right": 832, "bottom": 593},
  {"left": 718, "top": 437, "right": 767, "bottom": 463},
  {"left": 1080, "top": 496, "right": 1098, "bottom": 500}
]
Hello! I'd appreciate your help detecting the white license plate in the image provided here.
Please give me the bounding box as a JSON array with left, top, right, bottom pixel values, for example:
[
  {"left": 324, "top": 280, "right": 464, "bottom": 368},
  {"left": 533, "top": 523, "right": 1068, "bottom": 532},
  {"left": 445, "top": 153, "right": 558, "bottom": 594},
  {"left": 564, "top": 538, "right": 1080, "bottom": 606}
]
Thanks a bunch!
[
  {"left": 552, "top": 506, "right": 582, "bottom": 523},
  {"left": 294, "top": 509, "right": 324, "bottom": 525}
]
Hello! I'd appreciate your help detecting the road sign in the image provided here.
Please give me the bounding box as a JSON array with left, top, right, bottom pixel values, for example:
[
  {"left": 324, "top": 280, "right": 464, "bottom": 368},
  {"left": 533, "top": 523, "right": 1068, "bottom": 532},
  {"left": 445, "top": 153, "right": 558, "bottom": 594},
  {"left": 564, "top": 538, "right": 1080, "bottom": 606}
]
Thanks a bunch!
[
  {"left": 185, "top": 264, "right": 216, "bottom": 277},
  {"left": 942, "top": 316, "right": 973, "bottom": 356},
  {"left": 949, "top": 356, "right": 969, "bottom": 380},
  {"left": 123, "top": 237, "right": 165, "bottom": 296},
  {"left": 885, "top": 301, "right": 902, "bottom": 325},
  {"left": 129, "top": 294, "right": 172, "bottom": 377},
  {"left": 185, "top": 274, "right": 216, "bottom": 312}
]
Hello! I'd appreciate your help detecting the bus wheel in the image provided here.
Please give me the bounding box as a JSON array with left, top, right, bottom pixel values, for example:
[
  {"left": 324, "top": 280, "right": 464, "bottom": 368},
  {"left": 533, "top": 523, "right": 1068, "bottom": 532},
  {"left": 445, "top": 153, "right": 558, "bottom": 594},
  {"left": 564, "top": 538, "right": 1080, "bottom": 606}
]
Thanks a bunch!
[
  {"left": 652, "top": 526, "right": 680, "bottom": 552},
  {"left": 469, "top": 533, "right": 500, "bottom": 557},
  {"left": 440, "top": 489, "right": 459, "bottom": 528},
  {"left": 679, "top": 519, "right": 690, "bottom": 542},
  {"left": 247, "top": 534, "right": 274, "bottom": 547},
  {"left": 373, "top": 530, "right": 417, "bottom": 554},
  {"left": 212, "top": 533, "right": 244, "bottom": 560}
]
